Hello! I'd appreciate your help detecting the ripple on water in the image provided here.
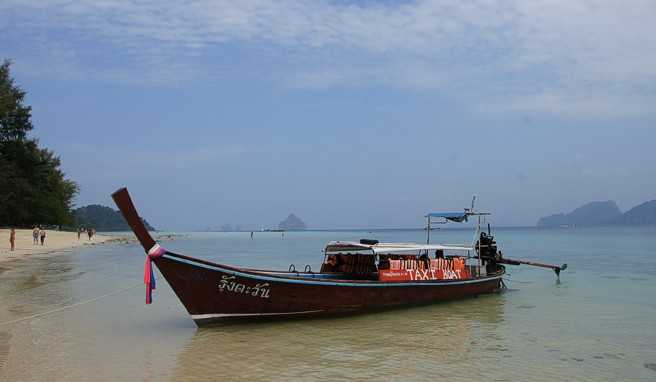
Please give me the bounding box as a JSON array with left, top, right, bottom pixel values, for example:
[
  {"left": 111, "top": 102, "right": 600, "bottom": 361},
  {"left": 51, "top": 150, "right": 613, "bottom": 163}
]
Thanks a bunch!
[
  {"left": 645, "top": 363, "right": 656, "bottom": 372},
  {"left": 7, "top": 305, "right": 32, "bottom": 315},
  {"left": 0, "top": 332, "right": 10, "bottom": 370},
  {"left": 603, "top": 352, "right": 625, "bottom": 360}
]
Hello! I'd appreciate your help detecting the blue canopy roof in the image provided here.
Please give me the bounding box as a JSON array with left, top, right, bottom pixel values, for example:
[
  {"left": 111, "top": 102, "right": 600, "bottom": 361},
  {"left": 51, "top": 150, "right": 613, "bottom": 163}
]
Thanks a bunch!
[{"left": 425, "top": 212, "right": 468, "bottom": 222}]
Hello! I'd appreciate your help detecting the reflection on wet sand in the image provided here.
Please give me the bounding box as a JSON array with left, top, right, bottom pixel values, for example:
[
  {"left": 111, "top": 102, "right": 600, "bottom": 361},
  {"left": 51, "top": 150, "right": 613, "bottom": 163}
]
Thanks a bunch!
[{"left": 171, "top": 295, "right": 505, "bottom": 381}]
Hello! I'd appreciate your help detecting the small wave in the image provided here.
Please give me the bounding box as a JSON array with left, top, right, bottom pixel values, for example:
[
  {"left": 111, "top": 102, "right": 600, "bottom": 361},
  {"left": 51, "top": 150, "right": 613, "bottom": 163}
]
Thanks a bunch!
[
  {"left": 0, "top": 331, "right": 10, "bottom": 370},
  {"left": 603, "top": 352, "right": 624, "bottom": 360}
]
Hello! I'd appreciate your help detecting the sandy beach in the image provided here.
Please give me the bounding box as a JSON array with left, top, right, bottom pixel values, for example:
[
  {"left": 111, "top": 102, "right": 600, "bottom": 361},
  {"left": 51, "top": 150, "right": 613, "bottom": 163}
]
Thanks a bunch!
[{"left": 0, "top": 229, "right": 123, "bottom": 265}]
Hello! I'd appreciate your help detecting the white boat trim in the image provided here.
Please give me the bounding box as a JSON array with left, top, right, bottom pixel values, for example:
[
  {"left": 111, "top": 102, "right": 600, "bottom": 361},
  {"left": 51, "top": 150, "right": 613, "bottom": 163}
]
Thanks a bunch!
[
  {"left": 192, "top": 310, "right": 324, "bottom": 320},
  {"left": 325, "top": 241, "right": 473, "bottom": 254}
]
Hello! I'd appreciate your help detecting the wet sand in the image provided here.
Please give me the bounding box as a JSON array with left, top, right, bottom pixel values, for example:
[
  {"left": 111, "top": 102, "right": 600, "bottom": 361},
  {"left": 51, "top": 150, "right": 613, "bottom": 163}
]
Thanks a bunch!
[{"left": 0, "top": 229, "right": 122, "bottom": 266}]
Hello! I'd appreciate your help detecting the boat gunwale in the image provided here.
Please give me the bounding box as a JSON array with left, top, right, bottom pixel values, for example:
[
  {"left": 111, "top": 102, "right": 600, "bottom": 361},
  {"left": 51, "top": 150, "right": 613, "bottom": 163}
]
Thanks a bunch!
[{"left": 160, "top": 251, "right": 505, "bottom": 287}]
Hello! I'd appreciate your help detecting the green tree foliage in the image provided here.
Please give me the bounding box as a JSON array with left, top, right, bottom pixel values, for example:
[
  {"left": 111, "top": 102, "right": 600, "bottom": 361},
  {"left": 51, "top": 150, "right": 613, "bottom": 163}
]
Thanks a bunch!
[
  {"left": 0, "top": 60, "right": 78, "bottom": 226},
  {"left": 73, "top": 204, "right": 155, "bottom": 231}
]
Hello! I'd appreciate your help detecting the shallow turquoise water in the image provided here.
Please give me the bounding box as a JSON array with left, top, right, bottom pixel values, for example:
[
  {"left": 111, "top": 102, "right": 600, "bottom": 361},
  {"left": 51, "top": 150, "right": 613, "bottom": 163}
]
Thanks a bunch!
[{"left": 1, "top": 227, "right": 655, "bottom": 381}]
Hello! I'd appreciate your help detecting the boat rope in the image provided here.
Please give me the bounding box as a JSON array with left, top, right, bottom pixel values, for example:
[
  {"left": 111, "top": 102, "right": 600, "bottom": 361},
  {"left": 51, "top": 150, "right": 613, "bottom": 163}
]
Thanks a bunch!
[{"left": 0, "top": 282, "right": 141, "bottom": 327}]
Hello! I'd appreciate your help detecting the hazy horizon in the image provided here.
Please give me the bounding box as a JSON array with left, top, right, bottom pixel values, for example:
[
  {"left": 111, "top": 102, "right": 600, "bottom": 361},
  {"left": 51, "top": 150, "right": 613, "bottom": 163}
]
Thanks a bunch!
[{"left": 2, "top": 1, "right": 655, "bottom": 230}]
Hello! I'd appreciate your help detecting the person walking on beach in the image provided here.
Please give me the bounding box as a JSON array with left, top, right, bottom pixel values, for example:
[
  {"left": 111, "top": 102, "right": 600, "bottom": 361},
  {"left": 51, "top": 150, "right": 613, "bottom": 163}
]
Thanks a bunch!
[
  {"left": 39, "top": 228, "right": 47, "bottom": 246},
  {"left": 32, "top": 226, "right": 39, "bottom": 245},
  {"left": 77, "top": 228, "right": 81, "bottom": 240},
  {"left": 9, "top": 228, "right": 16, "bottom": 251}
]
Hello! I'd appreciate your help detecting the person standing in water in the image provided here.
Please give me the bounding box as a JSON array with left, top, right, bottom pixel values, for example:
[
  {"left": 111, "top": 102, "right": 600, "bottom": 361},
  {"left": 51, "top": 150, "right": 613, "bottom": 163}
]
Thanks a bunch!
[
  {"left": 32, "top": 226, "right": 39, "bottom": 245},
  {"left": 250, "top": 231, "right": 254, "bottom": 239},
  {"left": 9, "top": 228, "right": 16, "bottom": 251},
  {"left": 39, "top": 228, "right": 47, "bottom": 246}
]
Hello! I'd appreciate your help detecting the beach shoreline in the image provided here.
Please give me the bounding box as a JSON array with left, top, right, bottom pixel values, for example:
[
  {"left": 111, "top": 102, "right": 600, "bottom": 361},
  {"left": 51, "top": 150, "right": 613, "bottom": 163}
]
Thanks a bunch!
[{"left": 0, "top": 228, "right": 128, "bottom": 266}]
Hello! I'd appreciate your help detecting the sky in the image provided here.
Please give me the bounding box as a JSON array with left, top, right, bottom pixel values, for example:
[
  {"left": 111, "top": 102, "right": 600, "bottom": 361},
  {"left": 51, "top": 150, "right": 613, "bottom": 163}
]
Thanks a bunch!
[{"left": 1, "top": 0, "right": 655, "bottom": 230}]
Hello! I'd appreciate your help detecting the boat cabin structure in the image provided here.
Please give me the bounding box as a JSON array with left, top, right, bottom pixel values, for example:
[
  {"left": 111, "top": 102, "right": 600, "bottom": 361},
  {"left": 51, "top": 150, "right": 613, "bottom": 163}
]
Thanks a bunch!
[
  {"left": 317, "top": 207, "right": 500, "bottom": 283},
  {"left": 320, "top": 241, "right": 486, "bottom": 281}
]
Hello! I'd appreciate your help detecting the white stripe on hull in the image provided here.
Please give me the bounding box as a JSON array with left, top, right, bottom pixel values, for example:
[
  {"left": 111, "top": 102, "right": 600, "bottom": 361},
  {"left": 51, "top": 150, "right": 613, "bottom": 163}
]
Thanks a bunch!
[{"left": 192, "top": 310, "right": 324, "bottom": 320}]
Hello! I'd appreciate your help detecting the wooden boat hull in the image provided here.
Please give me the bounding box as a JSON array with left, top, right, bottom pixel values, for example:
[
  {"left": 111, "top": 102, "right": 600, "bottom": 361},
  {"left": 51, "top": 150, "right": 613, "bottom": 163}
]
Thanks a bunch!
[
  {"left": 155, "top": 252, "right": 504, "bottom": 325},
  {"left": 111, "top": 187, "right": 506, "bottom": 326}
]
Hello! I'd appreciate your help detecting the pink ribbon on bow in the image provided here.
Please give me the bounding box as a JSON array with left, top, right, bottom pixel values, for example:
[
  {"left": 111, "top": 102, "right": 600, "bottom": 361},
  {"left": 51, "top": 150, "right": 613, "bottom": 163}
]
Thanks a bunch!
[{"left": 144, "top": 244, "right": 166, "bottom": 304}]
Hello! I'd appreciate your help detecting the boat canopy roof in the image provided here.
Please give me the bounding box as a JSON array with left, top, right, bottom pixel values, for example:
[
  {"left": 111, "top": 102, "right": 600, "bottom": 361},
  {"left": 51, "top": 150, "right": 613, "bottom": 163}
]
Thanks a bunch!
[
  {"left": 324, "top": 241, "right": 473, "bottom": 255},
  {"left": 425, "top": 212, "right": 469, "bottom": 222},
  {"left": 425, "top": 211, "right": 491, "bottom": 223}
]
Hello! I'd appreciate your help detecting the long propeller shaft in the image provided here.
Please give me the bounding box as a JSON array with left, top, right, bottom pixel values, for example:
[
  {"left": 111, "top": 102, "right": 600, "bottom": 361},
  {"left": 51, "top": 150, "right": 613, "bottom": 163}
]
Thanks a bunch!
[{"left": 495, "top": 257, "right": 567, "bottom": 276}]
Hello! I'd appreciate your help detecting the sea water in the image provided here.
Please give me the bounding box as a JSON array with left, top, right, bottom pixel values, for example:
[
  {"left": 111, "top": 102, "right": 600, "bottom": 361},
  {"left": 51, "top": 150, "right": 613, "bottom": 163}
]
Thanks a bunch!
[{"left": 0, "top": 227, "right": 655, "bottom": 381}]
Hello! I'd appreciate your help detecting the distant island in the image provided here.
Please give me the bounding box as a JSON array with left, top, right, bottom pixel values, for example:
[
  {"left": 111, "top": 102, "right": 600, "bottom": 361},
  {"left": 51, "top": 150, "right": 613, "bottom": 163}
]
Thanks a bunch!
[
  {"left": 73, "top": 204, "right": 155, "bottom": 231},
  {"left": 278, "top": 214, "right": 307, "bottom": 230},
  {"left": 538, "top": 200, "right": 656, "bottom": 227}
]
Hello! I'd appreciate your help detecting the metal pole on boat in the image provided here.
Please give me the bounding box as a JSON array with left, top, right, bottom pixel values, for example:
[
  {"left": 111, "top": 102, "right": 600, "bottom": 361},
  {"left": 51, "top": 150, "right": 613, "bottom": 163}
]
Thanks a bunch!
[{"left": 477, "top": 215, "right": 481, "bottom": 277}]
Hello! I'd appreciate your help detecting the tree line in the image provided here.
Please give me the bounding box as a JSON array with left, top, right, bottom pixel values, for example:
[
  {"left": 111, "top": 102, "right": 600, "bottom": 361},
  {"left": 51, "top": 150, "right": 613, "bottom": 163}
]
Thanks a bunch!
[
  {"left": 0, "top": 60, "right": 78, "bottom": 227},
  {"left": 73, "top": 204, "right": 155, "bottom": 231}
]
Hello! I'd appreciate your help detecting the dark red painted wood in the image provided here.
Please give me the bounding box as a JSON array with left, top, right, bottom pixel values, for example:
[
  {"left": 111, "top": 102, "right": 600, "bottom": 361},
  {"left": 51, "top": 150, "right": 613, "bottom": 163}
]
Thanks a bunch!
[
  {"left": 154, "top": 254, "right": 504, "bottom": 325},
  {"left": 111, "top": 187, "right": 156, "bottom": 251}
]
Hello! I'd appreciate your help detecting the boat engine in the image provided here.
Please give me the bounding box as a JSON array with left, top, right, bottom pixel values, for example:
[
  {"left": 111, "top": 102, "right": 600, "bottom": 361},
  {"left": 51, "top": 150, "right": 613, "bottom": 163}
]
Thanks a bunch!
[
  {"left": 475, "top": 230, "right": 505, "bottom": 274},
  {"left": 476, "top": 231, "right": 500, "bottom": 260},
  {"left": 476, "top": 229, "right": 567, "bottom": 276}
]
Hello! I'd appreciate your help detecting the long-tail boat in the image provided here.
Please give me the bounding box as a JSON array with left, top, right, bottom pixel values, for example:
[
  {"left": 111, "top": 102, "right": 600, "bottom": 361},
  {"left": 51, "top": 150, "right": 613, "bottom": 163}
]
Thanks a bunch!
[{"left": 112, "top": 188, "right": 566, "bottom": 325}]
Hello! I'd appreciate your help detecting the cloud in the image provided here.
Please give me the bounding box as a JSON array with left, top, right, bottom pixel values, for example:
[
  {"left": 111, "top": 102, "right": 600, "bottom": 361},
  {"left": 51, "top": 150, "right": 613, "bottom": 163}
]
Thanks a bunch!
[
  {"left": 3, "top": 0, "right": 656, "bottom": 117},
  {"left": 287, "top": 59, "right": 447, "bottom": 90},
  {"left": 62, "top": 142, "right": 248, "bottom": 180},
  {"left": 477, "top": 88, "right": 656, "bottom": 119}
]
